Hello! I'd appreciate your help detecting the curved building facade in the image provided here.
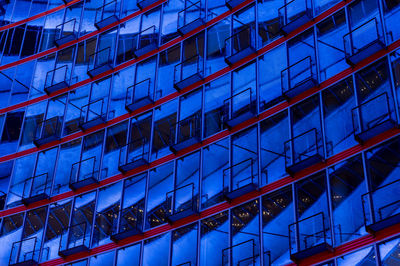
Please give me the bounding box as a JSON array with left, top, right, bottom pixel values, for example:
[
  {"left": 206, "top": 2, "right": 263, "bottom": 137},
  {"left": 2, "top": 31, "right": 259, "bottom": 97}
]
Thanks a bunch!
[{"left": 0, "top": 0, "right": 399, "bottom": 265}]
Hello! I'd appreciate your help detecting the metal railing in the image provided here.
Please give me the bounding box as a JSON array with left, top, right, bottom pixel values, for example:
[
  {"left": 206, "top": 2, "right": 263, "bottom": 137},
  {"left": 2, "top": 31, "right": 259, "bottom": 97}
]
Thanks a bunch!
[
  {"left": 224, "top": 25, "right": 255, "bottom": 58},
  {"left": 174, "top": 54, "right": 204, "bottom": 85},
  {"left": 95, "top": 0, "right": 118, "bottom": 24},
  {"left": 177, "top": 1, "right": 204, "bottom": 29},
  {"left": 343, "top": 18, "right": 382, "bottom": 57},
  {"left": 59, "top": 222, "right": 90, "bottom": 253},
  {"left": 22, "top": 173, "right": 52, "bottom": 200},
  {"left": 45, "top": 65, "right": 69, "bottom": 89},
  {"left": 170, "top": 112, "right": 201, "bottom": 145},
  {"left": 9, "top": 237, "right": 41, "bottom": 265},
  {"left": 133, "top": 25, "right": 158, "bottom": 53},
  {"left": 361, "top": 178, "right": 400, "bottom": 227},
  {"left": 281, "top": 56, "right": 315, "bottom": 95},
  {"left": 223, "top": 158, "right": 256, "bottom": 193},
  {"left": 222, "top": 87, "right": 255, "bottom": 122},
  {"left": 35, "top": 116, "right": 62, "bottom": 142},
  {"left": 284, "top": 128, "right": 323, "bottom": 167},
  {"left": 70, "top": 156, "right": 98, "bottom": 185},
  {"left": 222, "top": 239, "right": 257, "bottom": 266},
  {"left": 88, "top": 47, "right": 112, "bottom": 72},
  {"left": 278, "top": 0, "right": 312, "bottom": 26},
  {"left": 166, "top": 182, "right": 197, "bottom": 216},
  {"left": 352, "top": 92, "right": 393, "bottom": 135},
  {"left": 289, "top": 212, "right": 330, "bottom": 255},
  {"left": 125, "top": 78, "right": 153, "bottom": 108},
  {"left": 119, "top": 138, "right": 149, "bottom": 167},
  {"left": 55, "top": 18, "right": 77, "bottom": 41},
  {"left": 79, "top": 98, "right": 106, "bottom": 125}
]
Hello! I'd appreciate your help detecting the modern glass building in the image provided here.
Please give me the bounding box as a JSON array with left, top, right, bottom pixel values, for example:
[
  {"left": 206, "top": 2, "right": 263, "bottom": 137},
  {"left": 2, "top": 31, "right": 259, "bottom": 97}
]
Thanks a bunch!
[{"left": 0, "top": 0, "right": 399, "bottom": 265}]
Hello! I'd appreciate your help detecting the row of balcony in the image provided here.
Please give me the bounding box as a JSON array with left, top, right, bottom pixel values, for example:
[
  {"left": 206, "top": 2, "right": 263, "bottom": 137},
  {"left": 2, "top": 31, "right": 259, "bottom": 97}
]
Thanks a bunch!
[{"left": 9, "top": 174, "right": 400, "bottom": 265}]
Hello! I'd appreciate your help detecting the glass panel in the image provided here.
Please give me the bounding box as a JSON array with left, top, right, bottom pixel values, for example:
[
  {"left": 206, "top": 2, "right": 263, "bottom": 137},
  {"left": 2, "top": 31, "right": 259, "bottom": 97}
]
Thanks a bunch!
[
  {"left": 116, "top": 243, "right": 141, "bottom": 266},
  {"left": 378, "top": 236, "right": 400, "bottom": 265},
  {"left": 142, "top": 233, "right": 170, "bottom": 266},
  {"left": 172, "top": 223, "right": 198, "bottom": 265},
  {"left": 336, "top": 245, "right": 376, "bottom": 265}
]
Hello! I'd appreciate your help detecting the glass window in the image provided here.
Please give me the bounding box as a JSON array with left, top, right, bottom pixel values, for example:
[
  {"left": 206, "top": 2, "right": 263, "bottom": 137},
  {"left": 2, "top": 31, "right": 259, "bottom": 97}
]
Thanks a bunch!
[
  {"left": 146, "top": 162, "right": 174, "bottom": 228},
  {"left": 116, "top": 243, "right": 141, "bottom": 266},
  {"left": 336, "top": 245, "right": 376, "bottom": 265},
  {"left": 90, "top": 251, "right": 115, "bottom": 265},
  {"left": 0, "top": 213, "right": 24, "bottom": 265},
  {"left": 172, "top": 223, "right": 198, "bottom": 265},
  {"left": 329, "top": 155, "right": 367, "bottom": 246},
  {"left": 202, "top": 138, "right": 229, "bottom": 208},
  {"left": 142, "top": 233, "right": 170, "bottom": 266},
  {"left": 200, "top": 211, "right": 229, "bottom": 266},
  {"left": 378, "top": 236, "right": 400, "bottom": 265}
]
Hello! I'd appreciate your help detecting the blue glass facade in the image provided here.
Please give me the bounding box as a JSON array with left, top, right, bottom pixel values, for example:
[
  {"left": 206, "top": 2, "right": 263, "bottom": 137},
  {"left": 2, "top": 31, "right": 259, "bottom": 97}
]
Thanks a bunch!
[{"left": 0, "top": 0, "right": 399, "bottom": 265}]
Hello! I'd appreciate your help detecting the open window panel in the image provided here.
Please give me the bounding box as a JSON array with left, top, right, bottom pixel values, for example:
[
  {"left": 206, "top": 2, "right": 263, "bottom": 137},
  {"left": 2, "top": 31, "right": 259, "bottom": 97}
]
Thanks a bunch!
[
  {"left": 222, "top": 239, "right": 260, "bottom": 266},
  {"left": 352, "top": 92, "right": 397, "bottom": 144},
  {"left": 87, "top": 47, "right": 113, "bottom": 78},
  {"left": 54, "top": 19, "right": 78, "bottom": 47},
  {"left": 58, "top": 222, "right": 90, "bottom": 257},
  {"left": 137, "top": 0, "right": 158, "bottom": 10},
  {"left": 344, "top": 18, "right": 385, "bottom": 66},
  {"left": 362, "top": 178, "right": 400, "bottom": 234},
  {"left": 33, "top": 116, "right": 63, "bottom": 147},
  {"left": 79, "top": 98, "right": 107, "bottom": 131},
  {"left": 118, "top": 138, "right": 150, "bottom": 173},
  {"left": 284, "top": 128, "right": 324, "bottom": 175},
  {"left": 169, "top": 112, "right": 201, "bottom": 153},
  {"left": 177, "top": 1, "right": 205, "bottom": 35},
  {"left": 94, "top": 0, "right": 119, "bottom": 30},
  {"left": 289, "top": 212, "right": 333, "bottom": 261},
  {"left": 125, "top": 78, "right": 154, "bottom": 112},
  {"left": 9, "top": 237, "right": 41, "bottom": 266},
  {"left": 166, "top": 183, "right": 199, "bottom": 223},
  {"left": 279, "top": 0, "right": 313, "bottom": 35},
  {"left": 224, "top": 25, "right": 256, "bottom": 65},
  {"left": 69, "top": 156, "right": 99, "bottom": 190},
  {"left": 223, "top": 158, "right": 258, "bottom": 201},
  {"left": 173, "top": 54, "right": 204, "bottom": 92},
  {"left": 21, "top": 173, "right": 52, "bottom": 205},
  {"left": 281, "top": 56, "right": 317, "bottom": 100},
  {"left": 222, "top": 87, "right": 256, "bottom": 129},
  {"left": 44, "top": 65, "right": 70, "bottom": 95},
  {"left": 132, "top": 26, "right": 158, "bottom": 58},
  {"left": 225, "top": 0, "right": 244, "bottom": 10},
  {"left": 111, "top": 204, "right": 144, "bottom": 242}
]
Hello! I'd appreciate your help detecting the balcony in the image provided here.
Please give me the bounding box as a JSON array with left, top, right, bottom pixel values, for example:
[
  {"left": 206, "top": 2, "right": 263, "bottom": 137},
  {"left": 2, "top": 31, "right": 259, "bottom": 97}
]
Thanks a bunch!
[
  {"left": 21, "top": 173, "right": 51, "bottom": 205},
  {"left": 169, "top": 113, "right": 201, "bottom": 153},
  {"left": 173, "top": 54, "right": 204, "bottom": 92},
  {"left": 223, "top": 158, "right": 258, "bottom": 201},
  {"left": 289, "top": 212, "right": 333, "bottom": 261},
  {"left": 44, "top": 65, "right": 70, "bottom": 95},
  {"left": 224, "top": 25, "right": 256, "bottom": 65},
  {"left": 87, "top": 47, "right": 113, "bottom": 78},
  {"left": 166, "top": 183, "right": 199, "bottom": 223},
  {"left": 9, "top": 237, "right": 41, "bottom": 266},
  {"left": 279, "top": 0, "right": 313, "bottom": 34},
  {"left": 59, "top": 222, "right": 90, "bottom": 257},
  {"left": 225, "top": 0, "right": 243, "bottom": 10},
  {"left": 69, "top": 156, "right": 99, "bottom": 190},
  {"left": 137, "top": 0, "right": 158, "bottom": 10},
  {"left": 118, "top": 138, "right": 149, "bottom": 173},
  {"left": 54, "top": 19, "right": 78, "bottom": 47},
  {"left": 222, "top": 239, "right": 258, "bottom": 265},
  {"left": 111, "top": 205, "right": 143, "bottom": 242},
  {"left": 284, "top": 128, "right": 324, "bottom": 175},
  {"left": 177, "top": 1, "right": 205, "bottom": 35},
  {"left": 94, "top": 0, "right": 119, "bottom": 30},
  {"left": 132, "top": 26, "right": 158, "bottom": 58},
  {"left": 362, "top": 179, "right": 400, "bottom": 234},
  {"left": 344, "top": 18, "right": 385, "bottom": 66},
  {"left": 281, "top": 56, "right": 317, "bottom": 100},
  {"left": 33, "top": 116, "right": 62, "bottom": 147},
  {"left": 125, "top": 78, "right": 154, "bottom": 112},
  {"left": 222, "top": 87, "right": 256, "bottom": 129},
  {"left": 352, "top": 93, "right": 396, "bottom": 144},
  {"left": 79, "top": 98, "right": 107, "bottom": 131}
]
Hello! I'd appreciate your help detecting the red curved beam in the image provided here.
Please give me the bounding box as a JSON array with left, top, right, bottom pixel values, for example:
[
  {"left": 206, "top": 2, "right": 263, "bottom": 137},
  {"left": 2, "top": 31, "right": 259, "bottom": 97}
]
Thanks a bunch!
[{"left": 0, "top": 0, "right": 348, "bottom": 115}]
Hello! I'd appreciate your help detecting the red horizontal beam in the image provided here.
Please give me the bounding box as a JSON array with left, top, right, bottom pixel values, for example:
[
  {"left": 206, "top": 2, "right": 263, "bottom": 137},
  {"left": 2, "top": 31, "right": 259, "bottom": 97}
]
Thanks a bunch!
[
  {"left": 0, "top": 0, "right": 82, "bottom": 32},
  {"left": 0, "top": 0, "right": 167, "bottom": 74},
  {"left": 0, "top": 0, "right": 350, "bottom": 115},
  {"left": 38, "top": 127, "right": 400, "bottom": 265}
]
